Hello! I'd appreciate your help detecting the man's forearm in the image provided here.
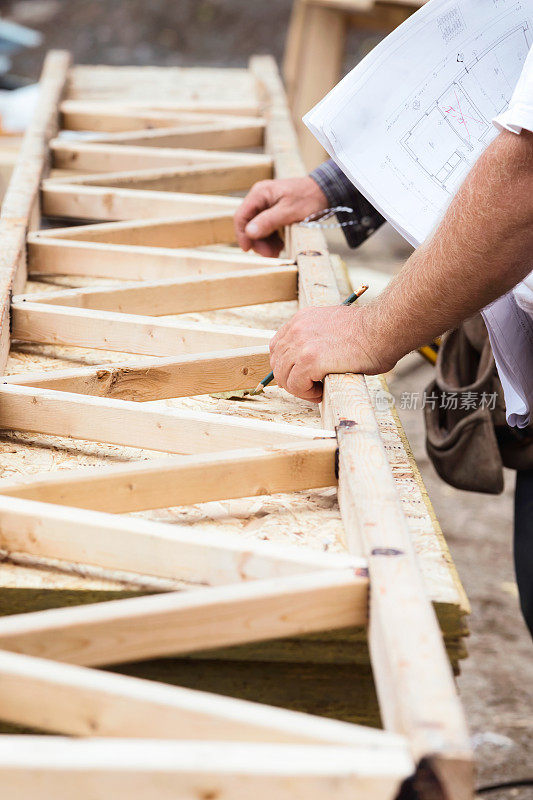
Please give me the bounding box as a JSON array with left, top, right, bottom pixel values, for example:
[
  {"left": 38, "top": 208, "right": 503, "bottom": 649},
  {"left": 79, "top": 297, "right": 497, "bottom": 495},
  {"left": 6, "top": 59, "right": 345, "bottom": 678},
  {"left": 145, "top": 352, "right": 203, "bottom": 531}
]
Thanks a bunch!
[{"left": 360, "top": 130, "right": 533, "bottom": 370}]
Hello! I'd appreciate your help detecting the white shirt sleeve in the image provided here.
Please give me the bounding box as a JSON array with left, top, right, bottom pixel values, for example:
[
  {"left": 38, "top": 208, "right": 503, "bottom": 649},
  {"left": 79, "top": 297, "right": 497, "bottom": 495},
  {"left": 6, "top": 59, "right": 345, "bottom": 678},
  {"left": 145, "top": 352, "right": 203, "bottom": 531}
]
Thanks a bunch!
[{"left": 493, "top": 43, "right": 533, "bottom": 134}]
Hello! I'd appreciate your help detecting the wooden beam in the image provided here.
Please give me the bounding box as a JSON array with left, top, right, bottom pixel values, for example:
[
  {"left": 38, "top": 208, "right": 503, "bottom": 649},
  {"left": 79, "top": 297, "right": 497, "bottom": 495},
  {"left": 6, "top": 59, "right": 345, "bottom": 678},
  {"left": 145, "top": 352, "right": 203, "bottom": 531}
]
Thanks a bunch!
[
  {"left": 11, "top": 303, "right": 272, "bottom": 356},
  {"left": 0, "top": 50, "right": 71, "bottom": 372},
  {"left": 0, "top": 439, "right": 337, "bottom": 513},
  {"left": 32, "top": 212, "right": 236, "bottom": 247},
  {"left": 50, "top": 159, "right": 272, "bottom": 194},
  {"left": 17, "top": 266, "right": 297, "bottom": 315},
  {"left": 50, "top": 140, "right": 273, "bottom": 172},
  {"left": 256, "top": 53, "right": 473, "bottom": 798},
  {"left": 27, "top": 236, "right": 294, "bottom": 280},
  {"left": 0, "top": 649, "right": 396, "bottom": 746},
  {"left": 0, "top": 737, "right": 412, "bottom": 800},
  {"left": 0, "top": 384, "right": 329, "bottom": 454},
  {"left": 0, "top": 495, "right": 358, "bottom": 585},
  {"left": 85, "top": 121, "right": 264, "bottom": 150},
  {"left": 4, "top": 346, "right": 272, "bottom": 401},
  {"left": 61, "top": 96, "right": 262, "bottom": 117},
  {"left": 287, "top": 3, "right": 347, "bottom": 168},
  {"left": 0, "top": 568, "right": 365, "bottom": 665},
  {"left": 46, "top": 160, "right": 273, "bottom": 193},
  {"left": 41, "top": 183, "right": 241, "bottom": 220},
  {"left": 329, "top": 379, "right": 472, "bottom": 794},
  {"left": 60, "top": 100, "right": 264, "bottom": 135}
]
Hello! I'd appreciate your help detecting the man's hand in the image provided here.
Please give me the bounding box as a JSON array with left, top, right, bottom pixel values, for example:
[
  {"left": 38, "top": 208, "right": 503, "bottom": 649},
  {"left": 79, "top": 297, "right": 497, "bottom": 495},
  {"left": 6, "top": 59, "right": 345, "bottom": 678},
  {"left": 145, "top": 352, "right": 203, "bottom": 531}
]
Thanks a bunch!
[
  {"left": 269, "top": 305, "right": 391, "bottom": 403},
  {"left": 234, "top": 176, "right": 328, "bottom": 257}
]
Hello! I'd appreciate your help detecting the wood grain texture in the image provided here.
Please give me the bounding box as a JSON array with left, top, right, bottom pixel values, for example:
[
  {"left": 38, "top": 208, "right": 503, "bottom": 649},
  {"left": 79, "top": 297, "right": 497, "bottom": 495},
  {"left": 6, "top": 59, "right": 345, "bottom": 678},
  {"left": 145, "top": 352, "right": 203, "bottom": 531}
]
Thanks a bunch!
[
  {"left": 4, "top": 346, "right": 273, "bottom": 400},
  {"left": 0, "top": 51, "right": 71, "bottom": 372},
  {"left": 42, "top": 183, "right": 241, "bottom": 221},
  {"left": 28, "top": 236, "right": 294, "bottom": 280},
  {"left": 85, "top": 122, "right": 264, "bottom": 150},
  {"left": 0, "top": 495, "right": 359, "bottom": 585},
  {"left": 12, "top": 303, "right": 272, "bottom": 356},
  {"left": 46, "top": 160, "right": 273, "bottom": 193},
  {"left": 0, "top": 384, "right": 329, "bottom": 453},
  {"left": 0, "top": 440, "right": 337, "bottom": 513},
  {"left": 0, "top": 648, "right": 400, "bottom": 746},
  {"left": 18, "top": 267, "right": 298, "bottom": 315},
  {"left": 0, "top": 569, "right": 367, "bottom": 666},
  {"left": 0, "top": 737, "right": 412, "bottom": 800},
  {"left": 256, "top": 53, "right": 473, "bottom": 797},
  {"left": 33, "top": 212, "right": 237, "bottom": 247},
  {"left": 50, "top": 140, "right": 273, "bottom": 170}
]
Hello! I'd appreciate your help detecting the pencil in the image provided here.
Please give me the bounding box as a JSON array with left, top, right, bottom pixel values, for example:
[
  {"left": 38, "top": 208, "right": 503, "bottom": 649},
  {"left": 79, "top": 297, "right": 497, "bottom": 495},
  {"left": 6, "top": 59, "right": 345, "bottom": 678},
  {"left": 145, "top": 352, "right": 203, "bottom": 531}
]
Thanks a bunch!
[{"left": 251, "top": 283, "right": 369, "bottom": 395}]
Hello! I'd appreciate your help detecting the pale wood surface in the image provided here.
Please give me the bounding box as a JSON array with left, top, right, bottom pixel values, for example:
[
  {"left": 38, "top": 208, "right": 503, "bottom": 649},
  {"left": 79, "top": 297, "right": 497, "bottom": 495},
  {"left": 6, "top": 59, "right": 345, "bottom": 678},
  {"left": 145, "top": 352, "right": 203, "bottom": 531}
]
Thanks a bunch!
[
  {"left": 0, "top": 569, "right": 367, "bottom": 666},
  {"left": 28, "top": 237, "right": 294, "bottom": 280},
  {"left": 0, "top": 51, "right": 71, "bottom": 371},
  {"left": 0, "top": 440, "right": 337, "bottom": 513},
  {"left": 0, "top": 59, "right": 469, "bottom": 766},
  {"left": 0, "top": 737, "right": 412, "bottom": 800},
  {"left": 50, "top": 140, "right": 273, "bottom": 173},
  {"left": 0, "top": 495, "right": 358, "bottom": 585},
  {"left": 16, "top": 267, "right": 298, "bottom": 315},
  {"left": 0, "top": 58, "right": 467, "bottom": 650},
  {"left": 255, "top": 52, "right": 472, "bottom": 795},
  {"left": 0, "top": 648, "right": 395, "bottom": 745},
  {"left": 12, "top": 302, "right": 273, "bottom": 356},
  {"left": 42, "top": 183, "right": 242, "bottom": 220}
]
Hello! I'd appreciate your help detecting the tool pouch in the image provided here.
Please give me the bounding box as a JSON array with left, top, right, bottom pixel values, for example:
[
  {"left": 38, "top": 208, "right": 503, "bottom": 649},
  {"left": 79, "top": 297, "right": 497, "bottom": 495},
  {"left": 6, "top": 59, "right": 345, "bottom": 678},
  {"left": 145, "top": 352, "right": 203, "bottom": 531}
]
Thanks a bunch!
[{"left": 424, "top": 314, "right": 533, "bottom": 494}]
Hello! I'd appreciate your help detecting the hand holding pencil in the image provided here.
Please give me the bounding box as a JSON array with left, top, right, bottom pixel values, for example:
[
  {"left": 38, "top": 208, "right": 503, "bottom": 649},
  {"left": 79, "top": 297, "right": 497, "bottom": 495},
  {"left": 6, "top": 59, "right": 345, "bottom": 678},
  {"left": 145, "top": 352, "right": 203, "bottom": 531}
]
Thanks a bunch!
[{"left": 254, "top": 283, "right": 369, "bottom": 398}]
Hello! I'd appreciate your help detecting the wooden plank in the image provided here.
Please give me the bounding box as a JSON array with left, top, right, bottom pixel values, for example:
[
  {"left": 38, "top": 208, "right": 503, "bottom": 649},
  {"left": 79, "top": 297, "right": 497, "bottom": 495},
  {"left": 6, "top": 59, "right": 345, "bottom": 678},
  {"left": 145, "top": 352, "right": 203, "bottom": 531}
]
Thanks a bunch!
[
  {"left": 41, "top": 183, "right": 241, "bottom": 220},
  {"left": 60, "top": 101, "right": 263, "bottom": 133},
  {"left": 64, "top": 76, "right": 261, "bottom": 114},
  {"left": 0, "top": 51, "right": 71, "bottom": 372},
  {"left": 0, "top": 439, "right": 337, "bottom": 513},
  {"left": 51, "top": 140, "right": 273, "bottom": 172},
  {"left": 0, "top": 568, "right": 366, "bottom": 665},
  {"left": 0, "top": 737, "right": 412, "bottom": 800},
  {"left": 256, "top": 53, "right": 473, "bottom": 797},
  {"left": 28, "top": 236, "right": 294, "bottom": 280},
  {"left": 288, "top": 3, "right": 346, "bottom": 168},
  {"left": 329, "top": 380, "right": 472, "bottom": 794},
  {"left": 4, "top": 346, "right": 273, "bottom": 401},
  {"left": 85, "top": 122, "right": 264, "bottom": 150},
  {"left": 46, "top": 161, "right": 273, "bottom": 193},
  {"left": 0, "top": 495, "right": 359, "bottom": 585},
  {"left": 17, "top": 267, "right": 298, "bottom": 315},
  {"left": 0, "top": 384, "right": 330, "bottom": 454},
  {"left": 0, "top": 649, "right": 397, "bottom": 747},
  {"left": 11, "top": 303, "right": 273, "bottom": 357},
  {"left": 33, "top": 212, "right": 236, "bottom": 247}
]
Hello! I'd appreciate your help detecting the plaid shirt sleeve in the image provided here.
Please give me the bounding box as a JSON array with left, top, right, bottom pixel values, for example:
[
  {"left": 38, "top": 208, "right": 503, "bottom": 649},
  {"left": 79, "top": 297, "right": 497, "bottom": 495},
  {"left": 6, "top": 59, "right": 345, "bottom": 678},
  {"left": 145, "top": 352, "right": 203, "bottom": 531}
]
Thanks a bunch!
[{"left": 310, "top": 159, "right": 385, "bottom": 248}]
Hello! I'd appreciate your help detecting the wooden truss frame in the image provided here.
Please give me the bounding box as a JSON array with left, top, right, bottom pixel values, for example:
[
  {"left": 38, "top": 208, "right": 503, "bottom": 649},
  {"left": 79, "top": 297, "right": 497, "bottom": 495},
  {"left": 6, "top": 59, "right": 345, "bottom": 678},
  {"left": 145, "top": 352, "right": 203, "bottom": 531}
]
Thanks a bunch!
[{"left": 0, "top": 51, "right": 472, "bottom": 799}]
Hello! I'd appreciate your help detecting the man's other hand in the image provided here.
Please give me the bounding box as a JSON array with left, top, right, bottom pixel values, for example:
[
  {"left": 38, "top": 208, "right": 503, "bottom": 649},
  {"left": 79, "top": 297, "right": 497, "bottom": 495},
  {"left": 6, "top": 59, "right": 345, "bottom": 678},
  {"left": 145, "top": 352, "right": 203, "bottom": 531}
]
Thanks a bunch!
[{"left": 234, "top": 176, "right": 328, "bottom": 257}]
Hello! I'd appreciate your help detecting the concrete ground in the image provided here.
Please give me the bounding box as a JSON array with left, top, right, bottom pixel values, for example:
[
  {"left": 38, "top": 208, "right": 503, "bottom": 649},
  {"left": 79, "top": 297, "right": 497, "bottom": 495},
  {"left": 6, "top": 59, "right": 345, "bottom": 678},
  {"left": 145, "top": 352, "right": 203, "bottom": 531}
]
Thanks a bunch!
[{"left": 6, "top": 0, "right": 533, "bottom": 794}]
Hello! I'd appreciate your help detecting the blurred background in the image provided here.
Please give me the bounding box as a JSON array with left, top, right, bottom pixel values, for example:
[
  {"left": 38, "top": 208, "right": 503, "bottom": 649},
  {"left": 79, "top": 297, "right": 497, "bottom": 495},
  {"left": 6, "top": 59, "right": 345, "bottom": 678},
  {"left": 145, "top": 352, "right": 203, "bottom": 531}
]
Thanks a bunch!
[
  {"left": 2, "top": 0, "right": 382, "bottom": 76},
  {"left": 0, "top": 1, "right": 531, "bottom": 794}
]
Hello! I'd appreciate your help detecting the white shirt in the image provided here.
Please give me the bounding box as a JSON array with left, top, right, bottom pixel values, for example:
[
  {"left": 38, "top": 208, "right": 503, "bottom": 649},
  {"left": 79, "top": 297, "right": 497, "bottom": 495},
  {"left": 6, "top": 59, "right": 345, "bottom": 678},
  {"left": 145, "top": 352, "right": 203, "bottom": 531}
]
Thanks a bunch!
[{"left": 482, "top": 45, "right": 533, "bottom": 428}]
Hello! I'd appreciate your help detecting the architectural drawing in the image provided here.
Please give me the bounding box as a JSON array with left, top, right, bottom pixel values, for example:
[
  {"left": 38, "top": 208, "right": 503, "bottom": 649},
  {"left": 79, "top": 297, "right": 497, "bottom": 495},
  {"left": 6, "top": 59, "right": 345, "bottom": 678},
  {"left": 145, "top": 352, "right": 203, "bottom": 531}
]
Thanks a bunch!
[{"left": 401, "top": 22, "right": 531, "bottom": 191}]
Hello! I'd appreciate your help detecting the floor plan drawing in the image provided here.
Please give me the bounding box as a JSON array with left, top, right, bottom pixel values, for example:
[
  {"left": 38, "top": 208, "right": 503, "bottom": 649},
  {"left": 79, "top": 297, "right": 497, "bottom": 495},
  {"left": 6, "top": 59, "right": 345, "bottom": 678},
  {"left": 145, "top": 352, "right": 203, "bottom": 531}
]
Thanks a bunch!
[
  {"left": 401, "top": 22, "right": 531, "bottom": 191},
  {"left": 305, "top": 0, "right": 533, "bottom": 245}
]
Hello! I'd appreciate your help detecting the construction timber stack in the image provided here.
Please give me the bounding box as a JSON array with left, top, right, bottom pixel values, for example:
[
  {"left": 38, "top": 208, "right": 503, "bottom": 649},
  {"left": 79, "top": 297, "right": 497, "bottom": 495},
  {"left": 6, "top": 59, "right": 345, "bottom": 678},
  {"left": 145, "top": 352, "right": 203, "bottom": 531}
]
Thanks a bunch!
[{"left": 0, "top": 51, "right": 472, "bottom": 799}]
